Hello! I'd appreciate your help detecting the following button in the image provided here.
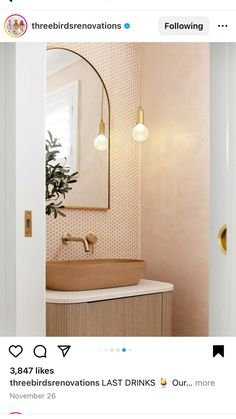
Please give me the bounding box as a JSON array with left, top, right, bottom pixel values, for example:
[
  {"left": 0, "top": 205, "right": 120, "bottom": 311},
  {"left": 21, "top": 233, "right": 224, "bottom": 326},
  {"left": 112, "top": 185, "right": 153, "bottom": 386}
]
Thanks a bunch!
[{"left": 159, "top": 16, "right": 209, "bottom": 36}]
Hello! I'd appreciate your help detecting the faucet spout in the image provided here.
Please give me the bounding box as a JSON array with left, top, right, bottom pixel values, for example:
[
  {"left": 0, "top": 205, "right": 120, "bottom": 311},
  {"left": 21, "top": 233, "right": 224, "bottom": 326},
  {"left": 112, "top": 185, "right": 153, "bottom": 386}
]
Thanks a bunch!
[
  {"left": 79, "top": 238, "right": 90, "bottom": 252},
  {"left": 62, "top": 234, "right": 90, "bottom": 252}
]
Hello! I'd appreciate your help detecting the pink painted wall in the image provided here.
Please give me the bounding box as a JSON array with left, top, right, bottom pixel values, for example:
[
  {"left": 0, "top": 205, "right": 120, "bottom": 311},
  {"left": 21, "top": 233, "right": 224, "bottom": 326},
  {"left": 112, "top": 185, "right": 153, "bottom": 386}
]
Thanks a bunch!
[{"left": 141, "top": 43, "right": 209, "bottom": 336}]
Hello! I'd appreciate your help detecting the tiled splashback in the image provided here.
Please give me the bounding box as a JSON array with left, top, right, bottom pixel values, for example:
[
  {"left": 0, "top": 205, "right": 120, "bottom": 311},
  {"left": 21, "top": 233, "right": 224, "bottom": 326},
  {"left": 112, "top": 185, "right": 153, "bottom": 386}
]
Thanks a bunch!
[{"left": 46, "top": 43, "right": 141, "bottom": 260}]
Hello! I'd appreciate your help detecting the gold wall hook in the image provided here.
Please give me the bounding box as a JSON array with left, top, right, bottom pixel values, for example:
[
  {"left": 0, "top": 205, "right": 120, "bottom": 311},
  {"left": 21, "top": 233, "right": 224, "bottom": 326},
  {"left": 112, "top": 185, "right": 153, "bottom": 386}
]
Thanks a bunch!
[{"left": 218, "top": 224, "right": 227, "bottom": 254}]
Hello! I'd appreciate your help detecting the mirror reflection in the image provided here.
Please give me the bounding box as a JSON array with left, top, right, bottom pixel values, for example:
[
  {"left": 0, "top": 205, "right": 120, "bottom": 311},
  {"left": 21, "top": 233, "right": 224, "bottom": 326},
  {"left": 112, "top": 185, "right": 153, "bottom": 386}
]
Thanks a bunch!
[{"left": 46, "top": 48, "right": 110, "bottom": 209}]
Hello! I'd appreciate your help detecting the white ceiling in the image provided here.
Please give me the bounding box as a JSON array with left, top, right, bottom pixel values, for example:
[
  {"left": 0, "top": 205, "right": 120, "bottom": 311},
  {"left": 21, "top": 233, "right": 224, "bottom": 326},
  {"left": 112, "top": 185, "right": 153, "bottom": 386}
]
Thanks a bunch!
[{"left": 47, "top": 49, "right": 80, "bottom": 76}]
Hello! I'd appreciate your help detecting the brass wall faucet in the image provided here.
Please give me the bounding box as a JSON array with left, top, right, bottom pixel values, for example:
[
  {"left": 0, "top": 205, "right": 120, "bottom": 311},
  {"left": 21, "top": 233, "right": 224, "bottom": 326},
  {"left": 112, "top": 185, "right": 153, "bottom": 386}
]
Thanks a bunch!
[{"left": 62, "top": 233, "right": 97, "bottom": 254}]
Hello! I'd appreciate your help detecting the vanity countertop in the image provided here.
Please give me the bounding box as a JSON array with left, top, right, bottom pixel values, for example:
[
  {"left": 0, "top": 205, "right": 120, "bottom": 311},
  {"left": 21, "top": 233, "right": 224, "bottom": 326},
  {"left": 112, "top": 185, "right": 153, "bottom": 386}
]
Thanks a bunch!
[{"left": 46, "top": 279, "right": 174, "bottom": 304}]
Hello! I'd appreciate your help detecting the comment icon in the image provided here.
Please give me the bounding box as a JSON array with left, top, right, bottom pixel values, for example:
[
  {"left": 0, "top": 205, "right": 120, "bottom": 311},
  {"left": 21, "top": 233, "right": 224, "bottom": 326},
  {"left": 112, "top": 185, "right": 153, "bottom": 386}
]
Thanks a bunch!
[{"left": 33, "top": 345, "right": 47, "bottom": 358}]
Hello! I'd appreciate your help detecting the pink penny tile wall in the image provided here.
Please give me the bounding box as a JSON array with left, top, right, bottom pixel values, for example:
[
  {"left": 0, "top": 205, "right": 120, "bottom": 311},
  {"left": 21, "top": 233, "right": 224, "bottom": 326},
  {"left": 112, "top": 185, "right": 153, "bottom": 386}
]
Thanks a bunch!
[{"left": 46, "top": 43, "right": 141, "bottom": 261}]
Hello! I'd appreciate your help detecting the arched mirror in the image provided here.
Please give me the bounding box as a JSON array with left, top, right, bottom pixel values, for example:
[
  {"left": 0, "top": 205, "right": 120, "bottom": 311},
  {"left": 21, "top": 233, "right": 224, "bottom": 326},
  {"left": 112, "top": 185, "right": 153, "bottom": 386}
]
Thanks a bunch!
[{"left": 46, "top": 48, "right": 110, "bottom": 209}]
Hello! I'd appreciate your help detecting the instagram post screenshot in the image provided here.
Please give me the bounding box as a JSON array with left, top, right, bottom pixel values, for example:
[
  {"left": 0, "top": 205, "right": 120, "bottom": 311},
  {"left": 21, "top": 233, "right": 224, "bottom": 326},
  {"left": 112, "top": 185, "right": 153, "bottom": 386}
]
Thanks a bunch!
[{"left": 1, "top": 0, "right": 236, "bottom": 417}]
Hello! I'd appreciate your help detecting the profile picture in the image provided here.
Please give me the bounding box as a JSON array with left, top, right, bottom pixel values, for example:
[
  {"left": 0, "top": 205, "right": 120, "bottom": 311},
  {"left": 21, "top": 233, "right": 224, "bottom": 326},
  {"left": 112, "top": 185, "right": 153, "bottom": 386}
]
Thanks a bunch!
[{"left": 4, "top": 14, "right": 28, "bottom": 37}]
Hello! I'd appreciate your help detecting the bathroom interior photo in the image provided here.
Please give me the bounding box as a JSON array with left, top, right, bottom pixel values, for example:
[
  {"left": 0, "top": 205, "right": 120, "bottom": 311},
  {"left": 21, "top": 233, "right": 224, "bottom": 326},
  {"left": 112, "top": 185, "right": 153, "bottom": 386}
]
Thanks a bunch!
[{"left": 1, "top": 42, "right": 236, "bottom": 337}]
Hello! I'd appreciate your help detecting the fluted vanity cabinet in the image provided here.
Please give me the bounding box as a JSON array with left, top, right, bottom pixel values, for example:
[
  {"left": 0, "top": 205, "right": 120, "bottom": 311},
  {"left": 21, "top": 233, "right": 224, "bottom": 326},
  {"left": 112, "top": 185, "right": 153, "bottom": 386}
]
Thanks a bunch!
[{"left": 46, "top": 280, "right": 173, "bottom": 336}]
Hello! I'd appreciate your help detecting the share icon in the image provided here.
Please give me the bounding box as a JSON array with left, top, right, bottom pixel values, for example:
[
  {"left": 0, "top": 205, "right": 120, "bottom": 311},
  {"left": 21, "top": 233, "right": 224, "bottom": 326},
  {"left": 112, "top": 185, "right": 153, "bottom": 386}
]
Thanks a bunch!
[{"left": 58, "top": 345, "right": 71, "bottom": 358}]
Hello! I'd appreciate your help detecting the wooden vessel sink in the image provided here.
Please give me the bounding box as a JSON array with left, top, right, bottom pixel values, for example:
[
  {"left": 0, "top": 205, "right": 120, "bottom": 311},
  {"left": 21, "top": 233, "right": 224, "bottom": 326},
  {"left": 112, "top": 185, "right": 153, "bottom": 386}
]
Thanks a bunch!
[{"left": 46, "top": 259, "right": 147, "bottom": 291}]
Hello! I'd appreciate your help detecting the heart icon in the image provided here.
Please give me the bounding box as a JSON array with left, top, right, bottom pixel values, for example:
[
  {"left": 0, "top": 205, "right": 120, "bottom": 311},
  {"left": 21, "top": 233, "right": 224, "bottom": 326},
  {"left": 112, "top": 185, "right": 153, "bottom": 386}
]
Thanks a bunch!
[{"left": 9, "top": 345, "right": 23, "bottom": 358}]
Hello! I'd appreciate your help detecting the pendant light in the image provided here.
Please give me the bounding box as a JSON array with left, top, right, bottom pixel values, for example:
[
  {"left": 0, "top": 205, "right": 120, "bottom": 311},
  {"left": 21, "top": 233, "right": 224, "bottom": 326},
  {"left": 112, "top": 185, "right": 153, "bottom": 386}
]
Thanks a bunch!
[
  {"left": 132, "top": 51, "right": 149, "bottom": 142},
  {"left": 94, "top": 87, "right": 108, "bottom": 151}
]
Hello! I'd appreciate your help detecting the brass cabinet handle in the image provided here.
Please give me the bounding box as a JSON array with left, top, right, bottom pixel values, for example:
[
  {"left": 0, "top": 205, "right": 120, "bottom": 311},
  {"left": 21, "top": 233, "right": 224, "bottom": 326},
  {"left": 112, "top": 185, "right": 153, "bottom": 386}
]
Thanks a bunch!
[{"left": 218, "top": 224, "right": 227, "bottom": 254}]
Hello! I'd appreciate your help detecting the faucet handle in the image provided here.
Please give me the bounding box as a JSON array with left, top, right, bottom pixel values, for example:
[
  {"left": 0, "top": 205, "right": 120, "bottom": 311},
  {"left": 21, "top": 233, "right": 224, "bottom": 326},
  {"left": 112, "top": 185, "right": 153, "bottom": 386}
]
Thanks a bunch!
[
  {"left": 62, "top": 233, "right": 71, "bottom": 245},
  {"left": 86, "top": 234, "right": 97, "bottom": 254},
  {"left": 86, "top": 234, "right": 97, "bottom": 244}
]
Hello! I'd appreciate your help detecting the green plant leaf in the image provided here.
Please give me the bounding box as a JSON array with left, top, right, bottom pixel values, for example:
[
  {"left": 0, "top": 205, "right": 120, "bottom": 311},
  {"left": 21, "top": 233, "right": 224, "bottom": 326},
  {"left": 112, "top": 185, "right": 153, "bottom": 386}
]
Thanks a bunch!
[{"left": 45, "top": 131, "right": 78, "bottom": 218}]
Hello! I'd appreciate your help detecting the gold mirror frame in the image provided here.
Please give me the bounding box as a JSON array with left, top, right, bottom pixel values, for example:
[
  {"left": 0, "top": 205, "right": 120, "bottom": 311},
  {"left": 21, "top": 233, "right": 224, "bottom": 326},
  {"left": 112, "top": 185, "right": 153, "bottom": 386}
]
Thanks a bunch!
[{"left": 47, "top": 46, "right": 110, "bottom": 210}]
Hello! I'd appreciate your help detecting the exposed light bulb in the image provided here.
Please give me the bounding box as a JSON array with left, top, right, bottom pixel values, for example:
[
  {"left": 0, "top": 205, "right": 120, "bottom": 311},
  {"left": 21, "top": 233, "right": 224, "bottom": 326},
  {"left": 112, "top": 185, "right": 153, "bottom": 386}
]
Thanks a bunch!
[
  {"left": 94, "top": 119, "right": 108, "bottom": 151},
  {"left": 94, "top": 134, "right": 108, "bottom": 151},
  {"left": 132, "top": 106, "right": 149, "bottom": 142},
  {"left": 132, "top": 122, "right": 149, "bottom": 142}
]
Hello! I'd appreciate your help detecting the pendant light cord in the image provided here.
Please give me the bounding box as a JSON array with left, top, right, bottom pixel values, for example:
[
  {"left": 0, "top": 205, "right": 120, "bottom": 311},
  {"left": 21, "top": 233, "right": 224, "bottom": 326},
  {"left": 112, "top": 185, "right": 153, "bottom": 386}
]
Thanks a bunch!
[
  {"left": 101, "top": 87, "right": 104, "bottom": 120},
  {"left": 139, "top": 45, "right": 141, "bottom": 106}
]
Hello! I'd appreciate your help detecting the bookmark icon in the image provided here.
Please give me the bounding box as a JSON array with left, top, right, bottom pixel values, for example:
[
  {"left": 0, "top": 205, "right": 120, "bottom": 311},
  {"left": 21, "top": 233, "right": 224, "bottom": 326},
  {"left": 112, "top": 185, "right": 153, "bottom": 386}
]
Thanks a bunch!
[
  {"left": 58, "top": 345, "right": 71, "bottom": 358},
  {"left": 213, "top": 345, "right": 224, "bottom": 358}
]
